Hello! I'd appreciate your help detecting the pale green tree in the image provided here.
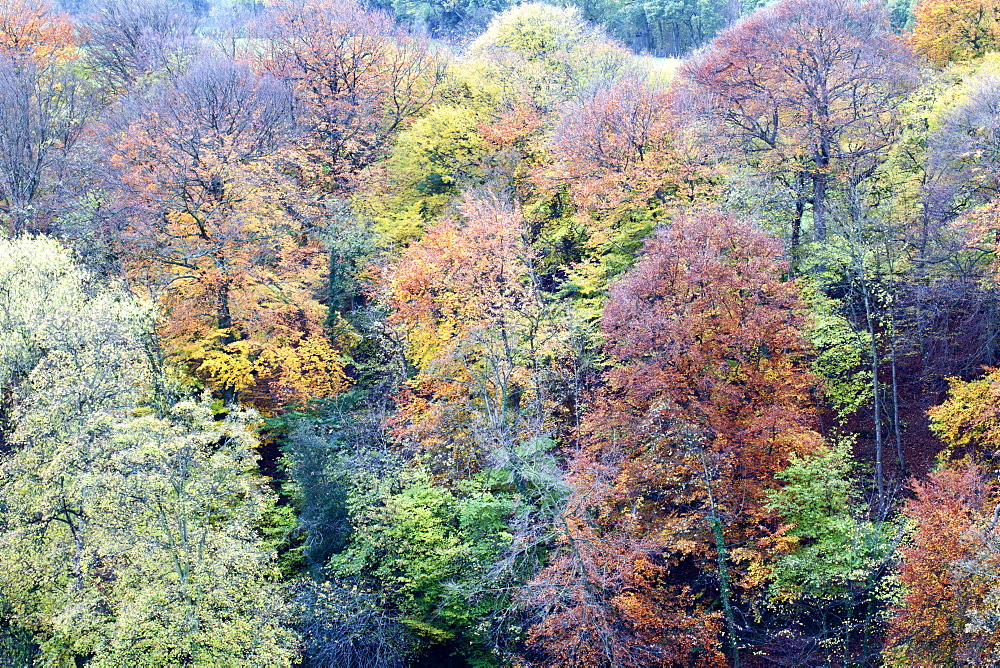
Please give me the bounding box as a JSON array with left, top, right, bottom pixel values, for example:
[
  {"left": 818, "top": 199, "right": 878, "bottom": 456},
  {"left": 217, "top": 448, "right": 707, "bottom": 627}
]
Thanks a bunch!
[
  {"left": 0, "top": 236, "right": 298, "bottom": 665},
  {"left": 461, "top": 3, "right": 629, "bottom": 112}
]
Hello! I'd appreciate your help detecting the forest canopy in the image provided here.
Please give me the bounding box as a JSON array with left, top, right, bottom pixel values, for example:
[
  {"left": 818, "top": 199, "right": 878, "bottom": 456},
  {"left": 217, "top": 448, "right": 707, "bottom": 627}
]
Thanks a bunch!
[{"left": 4, "top": 0, "right": 1000, "bottom": 665}]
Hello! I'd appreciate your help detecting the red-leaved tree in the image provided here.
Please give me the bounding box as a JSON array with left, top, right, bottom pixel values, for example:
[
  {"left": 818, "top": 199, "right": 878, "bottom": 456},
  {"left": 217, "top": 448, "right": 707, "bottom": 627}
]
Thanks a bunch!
[{"left": 521, "top": 210, "right": 823, "bottom": 666}]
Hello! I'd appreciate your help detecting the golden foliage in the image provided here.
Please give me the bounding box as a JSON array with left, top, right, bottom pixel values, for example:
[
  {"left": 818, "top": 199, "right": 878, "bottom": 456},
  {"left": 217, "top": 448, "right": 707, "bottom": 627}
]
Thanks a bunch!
[{"left": 912, "top": 0, "right": 1000, "bottom": 66}]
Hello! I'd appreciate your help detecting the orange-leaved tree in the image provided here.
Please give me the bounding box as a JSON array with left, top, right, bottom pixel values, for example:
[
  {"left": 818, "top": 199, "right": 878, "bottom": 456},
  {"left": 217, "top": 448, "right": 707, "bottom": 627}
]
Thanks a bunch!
[
  {"left": 521, "top": 210, "right": 823, "bottom": 666},
  {"left": 886, "top": 462, "right": 1000, "bottom": 664},
  {"left": 385, "top": 191, "right": 567, "bottom": 477},
  {"left": 109, "top": 55, "right": 347, "bottom": 411},
  {"left": 257, "top": 0, "right": 442, "bottom": 191},
  {"left": 0, "top": 0, "right": 76, "bottom": 65},
  {"left": 886, "top": 370, "right": 1000, "bottom": 663}
]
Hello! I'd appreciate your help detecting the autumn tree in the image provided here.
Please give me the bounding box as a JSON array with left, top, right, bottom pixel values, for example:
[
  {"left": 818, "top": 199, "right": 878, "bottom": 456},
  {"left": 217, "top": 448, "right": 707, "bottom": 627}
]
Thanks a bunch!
[
  {"left": 521, "top": 464, "right": 727, "bottom": 667},
  {"left": 538, "top": 73, "right": 721, "bottom": 309},
  {"left": 0, "top": 234, "right": 152, "bottom": 663},
  {"left": 109, "top": 54, "right": 347, "bottom": 411},
  {"left": 598, "top": 211, "right": 821, "bottom": 495},
  {"left": 928, "top": 367, "right": 1000, "bottom": 459},
  {"left": 882, "top": 368, "right": 1000, "bottom": 663},
  {"left": 521, "top": 210, "right": 823, "bottom": 666},
  {"left": 886, "top": 462, "right": 1000, "bottom": 664},
  {"left": 463, "top": 3, "right": 629, "bottom": 115},
  {"left": 386, "top": 191, "right": 567, "bottom": 477},
  {"left": 1, "top": 400, "right": 300, "bottom": 664},
  {"left": 681, "top": 0, "right": 917, "bottom": 249},
  {"left": 927, "top": 66, "right": 1000, "bottom": 224},
  {"left": 0, "top": 0, "right": 76, "bottom": 65},
  {"left": 0, "top": 0, "right": 93, "bottom": 233},
  {"left": 258, "top": 0, "right": 442, "bottom": 190},
  {"left": 0, "top": 235, "right": 147, "bottom": 451},
  {"left": 0, "top": 236, "right": 297, "bottom": 664},
  {"left": 367, "top": 104, "right": 491, "bottom": 244},
  {"left": 82, "top": 0, "right": 198, "bottom": 92},
  {"left": 912, "top": 0, "right": 1000, "bottom": 66}
]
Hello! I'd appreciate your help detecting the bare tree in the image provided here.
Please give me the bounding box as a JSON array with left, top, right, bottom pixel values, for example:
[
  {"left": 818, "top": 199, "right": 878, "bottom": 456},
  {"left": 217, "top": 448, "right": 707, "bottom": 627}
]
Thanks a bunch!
[
  {"left": 680, "top": 0, "right": 917, "bottom": 250},
  {"left": 0, "top": 56, "right": 94, "bottom": 234},
  {"left": 82, "top": 0, "right": 198, "bottom": 92},
  {"left": 258, "top": 0, "right": 443, "bottom": 188}
]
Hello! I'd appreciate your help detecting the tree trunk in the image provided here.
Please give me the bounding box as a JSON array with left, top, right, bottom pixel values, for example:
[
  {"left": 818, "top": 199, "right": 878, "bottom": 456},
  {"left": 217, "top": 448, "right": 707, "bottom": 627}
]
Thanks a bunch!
[
  {"left": 216, "top": 281, "right": 238, "bottom": 406},
  {"left": 791, "top": 187, "right": 804, "bottom": 273},
  {"left": 812, "top": 168, "right": 828, "bottom": 241},
  {"left": 861, "top": 283, "right": 885, "bottom": 516},
  {"left": 701, "top": 456, "right": 741, "bottom": 668}
]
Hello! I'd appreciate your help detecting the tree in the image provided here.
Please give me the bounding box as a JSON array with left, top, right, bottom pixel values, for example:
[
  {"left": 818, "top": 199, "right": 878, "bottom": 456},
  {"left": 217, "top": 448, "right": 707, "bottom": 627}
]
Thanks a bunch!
[
  {"left": 0, "top": 0, "right": 76, "bottom": 65},
  {"left": 0, "top": 236, "right": 297, "bottom": 664},
  {"left": 912, "top": 0, "right": 1000, "bottom": 66},
  {"left": 599, "top": 210, "right": 821, "bottom": 494},
  {"left": 368, "top": 104, "right": 490, "bottom": 244},
  {"left": 0, "top": 234, "right": 147, "bottom": 450},
  {"left": 762, "top": 443, "right": 893, "bottom": 663},
  {"left": 537, "top": 73, "right": 721, "bottom": 310},
  {"left": 522, "top": 210, "right": 823, "bottom": 666},
  {"left": 82, "top": 0, "right": 198, "bottom": 92},
  {"left": 463, "top": 3, "right": 628, "bottom": 114},
  {"left": 385, "top": 192, "right": 565, "bottom": 477},
  {"left": 680, "top": 0, "right": 917, "bottom": 249},
  {"left": 928, "top": 368, "right": 1000, "bottom": 458},
  {"left": 565, "top": 0, "right": 732, "bottom": 56},
  {"left": 0, "top": 56, "right": 95, "bottom": 234},
  {"left": 86, "top": 402, "right": 297, "bottom": 665},
  {"left": 326, "top": 467, "right": 515, "bottom": 661},
  {"left": 884, "top": 369, "right": 1000, "bottom": 663},
  {"left": 0, "top": 0, "right": 93, "bottom": 233},
  {"left": 886, "top": 462, "right": 1000, "bottom": 664},
  {"left": 108, "top": 55, "right": 348, "bottom": 411},
  {"left": 258, "top": 0, "right": 442, "bottom": 191},
  {"left": 927, "top": 65, "right": 1000, "bottom": 210},
  {"left": 1, "top": 401, "right": 300, "bottom": 664},
  {"left": 290, "top": 579, "right": 416, "bottom": 668}
]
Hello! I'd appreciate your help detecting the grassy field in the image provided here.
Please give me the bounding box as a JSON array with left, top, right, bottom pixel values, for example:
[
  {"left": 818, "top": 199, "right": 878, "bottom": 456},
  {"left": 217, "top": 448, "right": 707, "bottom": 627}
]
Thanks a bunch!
[{"left": 635, "top": 55, "right": 683, "bottom": 88}]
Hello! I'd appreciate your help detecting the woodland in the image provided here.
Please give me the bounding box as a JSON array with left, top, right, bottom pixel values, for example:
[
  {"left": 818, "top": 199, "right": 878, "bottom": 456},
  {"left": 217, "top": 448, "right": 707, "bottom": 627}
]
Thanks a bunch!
[{"left": 4, "top": 0, "right": 1000, "bottom": 664}]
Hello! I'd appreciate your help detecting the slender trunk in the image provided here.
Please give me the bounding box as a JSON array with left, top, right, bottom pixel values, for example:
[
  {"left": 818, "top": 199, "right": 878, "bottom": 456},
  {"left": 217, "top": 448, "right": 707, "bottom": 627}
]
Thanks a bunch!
[
  {"left": 791, "top": 191, "right": 804, "bottom": 274},
  {"left": 881, "top": 225, "right": 907, "bottom": 479},
  {"left": 916, "top": 202, "right": 931, "bottom": 279},
  {"left": 813, "top": 172, "right": 827, "bottom": 241},
  {"left": 216, "top": 280, "right": 238, "bottom": 406},
  {"left": 889, "top": 303, "right": 905, "bottom": 477},
  {"left": 845, "top": 182, "right": 886, "bottom": 511},
  {"left": 843, "top": 596, "right": 854, "bottom": 666},
  {"left": 861, "top": 283, "right": 884, "bottom": 515},
  {"left": 701, "top": 457, "right": 741, "bottom": 668}
]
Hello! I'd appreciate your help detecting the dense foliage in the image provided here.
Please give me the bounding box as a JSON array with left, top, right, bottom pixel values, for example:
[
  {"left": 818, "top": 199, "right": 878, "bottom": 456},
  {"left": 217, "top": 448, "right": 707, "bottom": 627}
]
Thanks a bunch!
[{"left": 4, "top": 0, "right": 1000, "bottom": 665}]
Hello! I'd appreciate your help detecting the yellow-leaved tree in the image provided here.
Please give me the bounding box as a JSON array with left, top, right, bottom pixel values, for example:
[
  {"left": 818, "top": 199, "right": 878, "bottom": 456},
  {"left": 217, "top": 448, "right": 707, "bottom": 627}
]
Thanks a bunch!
[
  {"left": 109, "top": 54, "right": 348, "bottom": 411},
  {"left": 912, "top": 0, "right": 1000, "bottom": 66}
]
